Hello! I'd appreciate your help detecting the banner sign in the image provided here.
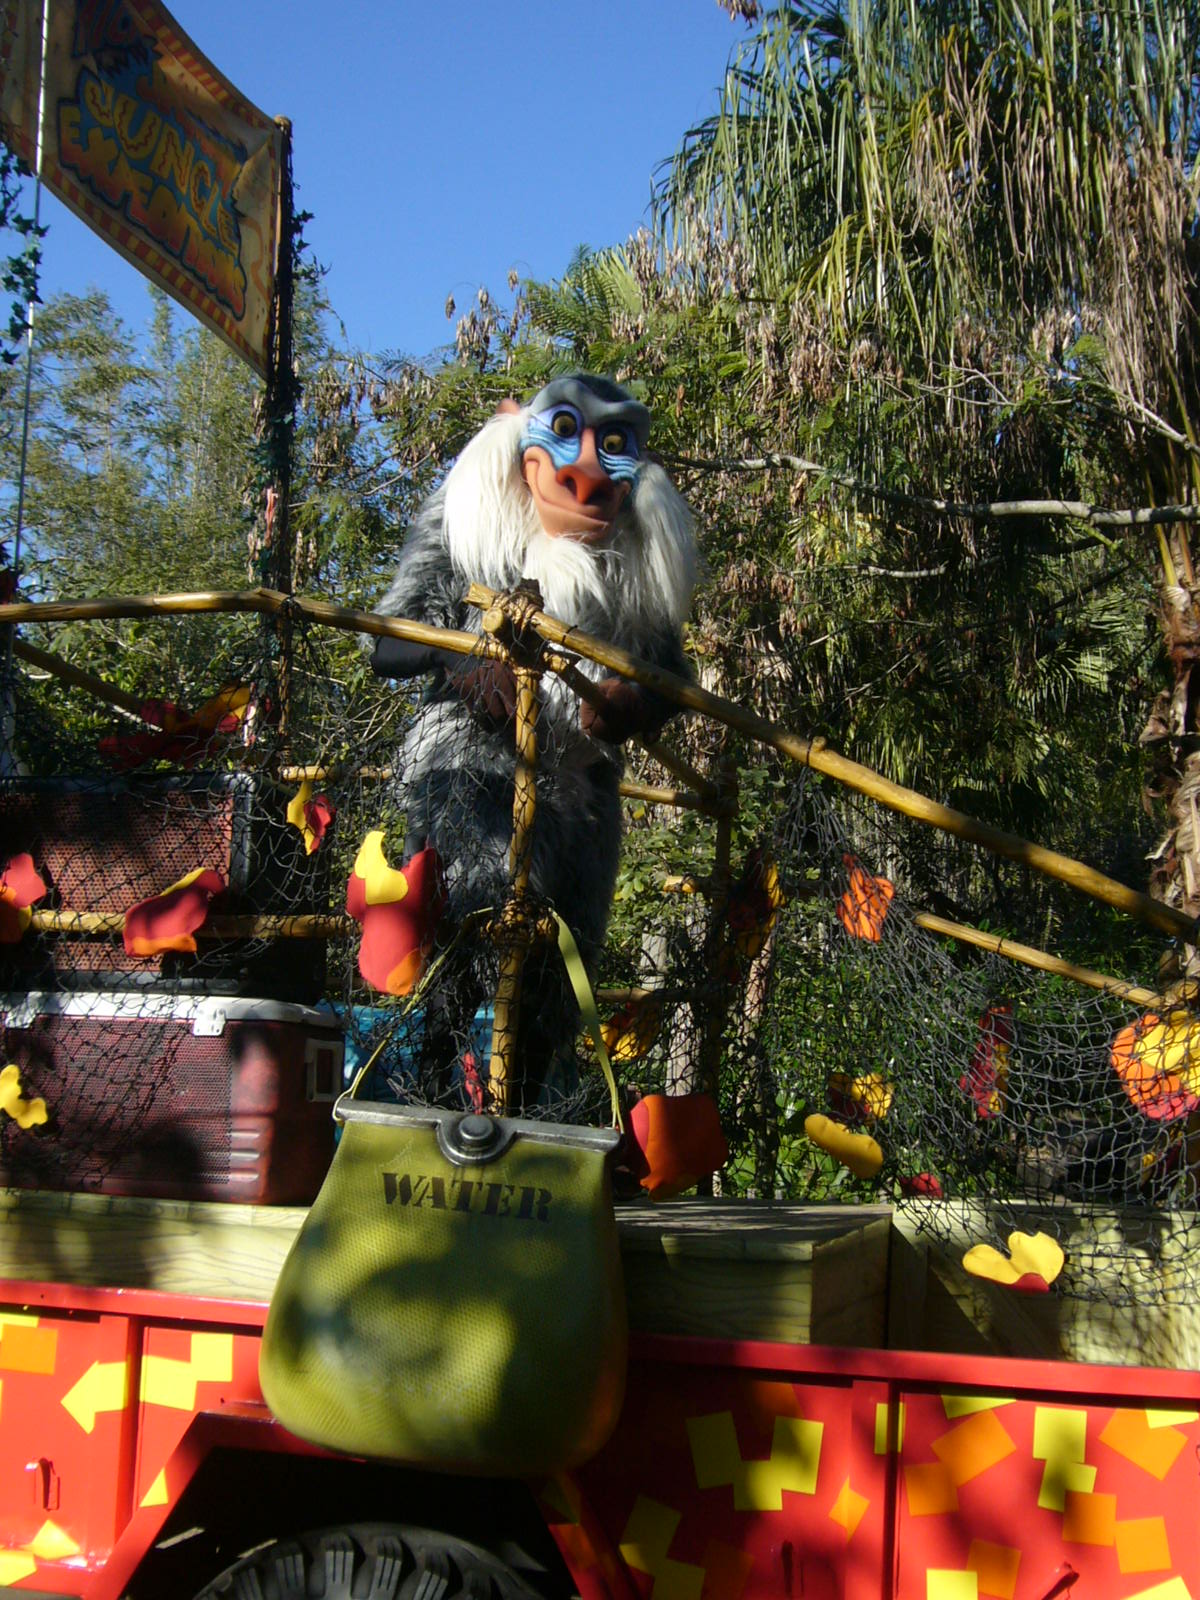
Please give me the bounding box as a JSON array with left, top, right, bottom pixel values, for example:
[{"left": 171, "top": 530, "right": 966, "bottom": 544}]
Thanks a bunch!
[{"left": 0, "top": 0, "right": 282, "bottom": 374}]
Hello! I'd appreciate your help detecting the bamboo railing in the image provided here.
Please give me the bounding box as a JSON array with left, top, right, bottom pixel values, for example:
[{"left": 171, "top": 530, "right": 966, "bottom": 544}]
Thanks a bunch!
[{"left": 1, "top": 584, "right": 1189, "bottom": 1015}]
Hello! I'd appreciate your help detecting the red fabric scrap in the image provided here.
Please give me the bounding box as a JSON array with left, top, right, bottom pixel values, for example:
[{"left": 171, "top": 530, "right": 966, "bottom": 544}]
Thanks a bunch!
[
  {"left": 123, "top": 869, "right": 226, "bottom": 956},
  {"left": 303, "top": 793, "right": 335, "bottom": 853},
  {"left": 0, "top": 853, "right": 48, "bottom": 944},
  {"left": 898, "top": 1172, "right": 944, "bottom": 1198},
  {"left": 99, "top": 687, "right": 249, "bottom": 770},
  {"left": 346, "top": 844, "right": 446, "bottom": 997},
  {"left": 961, "top": 1001, "right": 1014, "bottom": 1119}
]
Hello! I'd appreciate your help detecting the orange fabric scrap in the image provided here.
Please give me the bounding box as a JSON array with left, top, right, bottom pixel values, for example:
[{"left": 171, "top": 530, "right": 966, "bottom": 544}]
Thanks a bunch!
[
  {"left": 962, "top": 1229, "right": 1064, "bottom": 1294},
  {"left": 828, "top": 1071, "right": 894, "bottom": 1124},
  {"left": 346, "top": 833, "right": 446, "bottom": 997},
  {"left": 0, "top": 854, "right": 47, "bottom": 944},
  {"left": 123, "top": 868, "right": 226, "bottom": 956},
  {"left": 1111, "top": 1011, "right": 1200, "bottom": 1121},
  {"left": 601, "top": 995, "right": 664, "bottom": 1063},
  {"left": 726, "top": 848, "right": 787, "bottom": 962},
  {"left": 626, "top": 1093, "right": 729, "bottom": 1200},
  {"left": 835, "top": 854, "right": 895, "bottom": 941}
]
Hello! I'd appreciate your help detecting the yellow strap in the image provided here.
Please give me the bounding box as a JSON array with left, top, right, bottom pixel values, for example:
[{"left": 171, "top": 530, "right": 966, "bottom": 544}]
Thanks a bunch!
[{"left": 553, "top": 912, "right": 623, "bottom": 1132}]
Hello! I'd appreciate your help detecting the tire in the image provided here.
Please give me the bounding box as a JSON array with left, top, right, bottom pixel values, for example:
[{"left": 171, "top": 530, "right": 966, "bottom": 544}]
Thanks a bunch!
[{"left": 193, "top": 1521, "right": 550, "bottom": 1600}]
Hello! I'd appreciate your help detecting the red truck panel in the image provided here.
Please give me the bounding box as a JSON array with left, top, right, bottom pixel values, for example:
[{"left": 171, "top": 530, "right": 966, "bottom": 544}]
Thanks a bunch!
[
  {"left": 0, "top": 1284, "right": 1197, "bottom": 1600},
  {"left": 556, "top": 1338, "right": 1200, "bottom": 1600}
]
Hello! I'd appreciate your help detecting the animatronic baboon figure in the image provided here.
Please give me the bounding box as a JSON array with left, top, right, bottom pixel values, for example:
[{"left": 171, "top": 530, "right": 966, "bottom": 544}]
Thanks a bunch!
[{"left": 370, "top": 374, "right": 698, "bottom": 1110}]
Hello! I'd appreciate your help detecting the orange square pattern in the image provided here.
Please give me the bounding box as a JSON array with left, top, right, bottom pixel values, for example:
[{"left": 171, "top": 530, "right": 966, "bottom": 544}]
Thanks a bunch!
[
  {"left": 0, "top": 1324, "right": 57, "bottom": 1375},
  {"left": 967, "top": 1539, "right": 1021, "bottom": 1600},
  {"left": 1062, "top": 1490, "right": 1117, "bottom": 1547},
  {"left": 829, "top": 1477, "right": 870, "bottom": 1539},
  {"left": 904, "top": 1462, "right": 959, "bottom": 1517},
  {"left": 932, "top": 1410, "right": 1016, "bottom": 1487},
  {"left": 1100, "top": 1410, "right": 1188, "bottom": 1481},
  {"left": 1115, "top": 1517, "right": 1171, "bottom": 1576}
]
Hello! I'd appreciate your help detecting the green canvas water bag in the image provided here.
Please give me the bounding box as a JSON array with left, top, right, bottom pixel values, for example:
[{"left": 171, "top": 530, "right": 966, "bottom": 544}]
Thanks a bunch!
[{"left": 258, "top": 1096, "right": 628, "bottom": 1474}]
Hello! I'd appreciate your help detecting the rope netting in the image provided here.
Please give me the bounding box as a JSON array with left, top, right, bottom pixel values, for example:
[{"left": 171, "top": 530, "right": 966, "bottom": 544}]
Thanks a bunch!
[{"left": 0, "top": 598, "right": 1197, "bottom": 1302}]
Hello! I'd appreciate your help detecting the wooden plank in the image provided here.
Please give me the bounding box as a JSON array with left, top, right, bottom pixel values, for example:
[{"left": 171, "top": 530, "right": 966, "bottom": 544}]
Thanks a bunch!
[
  {"left": 0, "top": 1190, "right": 894, "bottom": 1346},
  {"left": 8, "top": 1187, "right": 1198, "bottom": 1365},
  {"left": 0, "top": 1188, "right": 304, "bottom": 1303},
  {"left": 807, "top": 1212, "right": 891, "bottom": 1347}
]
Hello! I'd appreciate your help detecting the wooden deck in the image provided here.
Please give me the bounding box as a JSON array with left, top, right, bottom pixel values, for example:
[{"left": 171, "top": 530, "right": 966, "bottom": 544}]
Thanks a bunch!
[
  {"left": 0, "top": 1188, "right": 1194, "bottom": 1366},
  {"left": 0, "top": 1189, "right": 892, "bottom": 1347}
]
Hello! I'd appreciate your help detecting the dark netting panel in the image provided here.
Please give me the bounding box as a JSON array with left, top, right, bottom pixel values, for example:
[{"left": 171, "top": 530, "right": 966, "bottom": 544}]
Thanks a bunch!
[
  {"left": 698, "top": 771, "right": 1195, "bottom": 1307},
  {"left": 0, "top": 603, "right": 1197, "bottom": 1301}
]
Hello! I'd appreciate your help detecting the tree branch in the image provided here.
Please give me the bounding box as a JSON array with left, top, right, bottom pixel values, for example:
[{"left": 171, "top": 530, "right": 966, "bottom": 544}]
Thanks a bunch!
[{"left": 666, "top": 451, "right": 1200, "bottom": 531}]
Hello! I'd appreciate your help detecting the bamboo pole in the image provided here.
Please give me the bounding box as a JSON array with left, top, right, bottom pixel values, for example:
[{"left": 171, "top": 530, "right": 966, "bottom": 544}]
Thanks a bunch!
[
  {"left": 532, "top": 637, "right": 723, "bottom": 801},
  {"left": 911, "top": 911, "right": 1161, "bottom": 1008},
  {"left": 464, "top": 584, "right": 1198, "bottom": 944},
  {"left": 636, "top": 737, "right": 728, "bottom": 804},
  {"left": 30, "top": 910, "right": 353, "bottom": 940},
  {"left": 485, "top": 660, "right": 540, "bottom": 1115},
  {"left": 665, "top": 451, "right": 1200, "bottom": 530},
  {"left": 273, "top": 765, "right": 712, "bottom": 815},
  {"left": 618, "top": 780, "right": 723, "bottom": 815},
  {"left": 13, "top": 639, "right": 145, "bottom": 719},
  {"left": 25, "top": 903, "right": 1162, "bottom": 1007},
  {"left": 0, "top": 588, "right": 494, "bottom": 660},
  {"left": 262, "top": 118, "right": 296, "bottom": 736},
  {"left": 278, "top": 764, "right": 395, "bottom": 783},
  {"left": 695, "top": 797, "right": 736, "bottom": 1116},
  {"left": 6, "top": 585, "right": 1193, "bottom": 941}
]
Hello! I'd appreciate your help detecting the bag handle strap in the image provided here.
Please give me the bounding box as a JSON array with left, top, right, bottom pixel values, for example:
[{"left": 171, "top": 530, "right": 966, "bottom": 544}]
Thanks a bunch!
[{"left": 553, "top": 911, "right": 623, "bottom": 1133}]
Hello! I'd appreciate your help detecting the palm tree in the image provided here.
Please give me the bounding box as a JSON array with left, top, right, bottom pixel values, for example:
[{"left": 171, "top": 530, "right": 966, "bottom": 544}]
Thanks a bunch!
[{"left": 655, "top": 0, "right": 1200, "bottom": 949}]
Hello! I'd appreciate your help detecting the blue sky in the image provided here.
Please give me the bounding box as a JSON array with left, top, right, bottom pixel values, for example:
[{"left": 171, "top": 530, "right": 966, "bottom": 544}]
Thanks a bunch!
[{"left": 29, "top": 0, "right": 749, "bottom": 363}]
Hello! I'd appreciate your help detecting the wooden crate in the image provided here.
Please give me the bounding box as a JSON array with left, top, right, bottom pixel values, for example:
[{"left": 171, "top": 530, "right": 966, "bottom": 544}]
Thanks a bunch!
[
  {"left": 13, "top": 1191, "right": 1200, "bottom": 1367},
  {"left": 616, "top": 1198, "right": 892, "bottom": 1345}
]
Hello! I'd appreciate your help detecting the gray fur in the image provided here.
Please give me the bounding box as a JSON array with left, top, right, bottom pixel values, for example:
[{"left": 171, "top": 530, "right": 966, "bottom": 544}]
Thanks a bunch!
[{"left": 372, "top": 388, "right": 697, "bottom": 1106}]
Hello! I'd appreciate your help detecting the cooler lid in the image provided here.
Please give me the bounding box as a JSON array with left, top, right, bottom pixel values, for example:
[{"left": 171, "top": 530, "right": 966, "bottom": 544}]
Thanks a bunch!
[{"left": 0, "top": 990, "right": 341, "bottom": 1038}]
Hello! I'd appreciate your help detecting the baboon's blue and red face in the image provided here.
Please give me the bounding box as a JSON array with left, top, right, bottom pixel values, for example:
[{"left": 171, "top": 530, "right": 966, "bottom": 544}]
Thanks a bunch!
[{"left": 519, "top": 375, "right": 650, "bottom": 541}]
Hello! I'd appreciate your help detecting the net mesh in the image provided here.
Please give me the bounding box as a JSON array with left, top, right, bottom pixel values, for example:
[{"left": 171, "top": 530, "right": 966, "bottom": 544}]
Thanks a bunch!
[{"left": 0, "top": 599, "right": 1196, "bottom": 1302}]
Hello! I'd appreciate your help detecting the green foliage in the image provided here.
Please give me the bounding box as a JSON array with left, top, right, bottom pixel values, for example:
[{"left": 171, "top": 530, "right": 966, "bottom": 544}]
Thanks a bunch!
[
  {"left": 20, "top": 291, "right": 257, "bottom": 591},
  {"left": 0, "top": 147, "right": 42, "bottom": 365},
  {"left": 3, "top": 3, "right": 1190, "bottom": 1210},
  {"left": 0, "top": 277, "right": 402, "bottom": 727}
]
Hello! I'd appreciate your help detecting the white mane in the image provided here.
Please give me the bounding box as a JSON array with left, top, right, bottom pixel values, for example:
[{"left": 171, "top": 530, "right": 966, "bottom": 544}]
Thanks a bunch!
[{"left": 441, "top": 408, "right": 697, "bottom": 646}]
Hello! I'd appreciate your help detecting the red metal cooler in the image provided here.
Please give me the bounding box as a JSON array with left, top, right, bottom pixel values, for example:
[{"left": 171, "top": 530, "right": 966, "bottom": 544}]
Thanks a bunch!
[{"left": 0, "top": 990, "right": 343, "bottom": 1203}]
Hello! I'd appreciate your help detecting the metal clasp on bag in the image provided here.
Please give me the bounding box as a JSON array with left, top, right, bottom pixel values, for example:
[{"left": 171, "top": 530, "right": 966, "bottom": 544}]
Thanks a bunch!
[
  {"left": 438, "top": 1113, "right": 517, "bottom": 1166},
  {"left": 334, "top": 1094, "right": 622, "bottom": 1165}
]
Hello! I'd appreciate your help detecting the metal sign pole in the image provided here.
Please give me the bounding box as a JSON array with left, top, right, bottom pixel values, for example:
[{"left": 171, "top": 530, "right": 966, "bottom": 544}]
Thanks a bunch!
[{"left": 2, "top": 0, "right": 49, "bottom": 775}]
